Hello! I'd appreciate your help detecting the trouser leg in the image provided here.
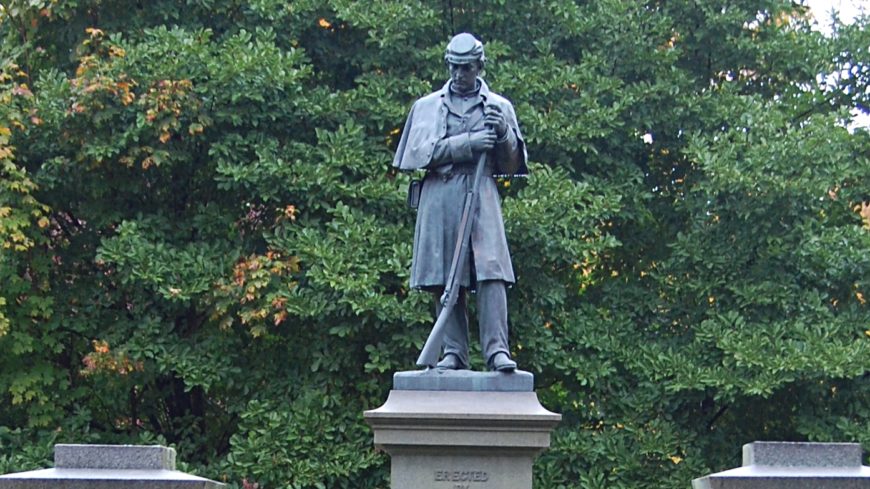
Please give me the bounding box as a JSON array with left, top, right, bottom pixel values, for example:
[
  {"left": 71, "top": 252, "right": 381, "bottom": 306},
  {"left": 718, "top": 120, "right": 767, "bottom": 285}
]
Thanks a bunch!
[
  {"left": 477, "top": 280, "right": 510, "bottom": 367},
  {"left": 434, "top": 289, "right": 469, "bottom": 367}
]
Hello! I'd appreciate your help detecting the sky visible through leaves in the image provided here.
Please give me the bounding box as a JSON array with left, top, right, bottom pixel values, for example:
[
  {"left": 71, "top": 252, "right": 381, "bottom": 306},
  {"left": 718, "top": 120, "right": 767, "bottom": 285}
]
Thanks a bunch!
[{"left": 806, "top": 0, "right": 869, "bottom": 128}]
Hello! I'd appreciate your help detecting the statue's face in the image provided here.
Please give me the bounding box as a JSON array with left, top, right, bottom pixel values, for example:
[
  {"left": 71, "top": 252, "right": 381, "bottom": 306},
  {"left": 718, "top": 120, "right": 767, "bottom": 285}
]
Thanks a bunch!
[{"left": 448, "top": 61, "right": 481, "bottom": 93}]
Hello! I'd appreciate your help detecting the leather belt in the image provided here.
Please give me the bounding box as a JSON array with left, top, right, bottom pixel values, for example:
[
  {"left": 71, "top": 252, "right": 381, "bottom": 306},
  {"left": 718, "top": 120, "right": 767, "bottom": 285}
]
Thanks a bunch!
[
  {"left": 429, "top": 163, "right": 494, "bottom": 181},
  {"left": 450, "top": 164, "right": 479, "bottom": 174}
]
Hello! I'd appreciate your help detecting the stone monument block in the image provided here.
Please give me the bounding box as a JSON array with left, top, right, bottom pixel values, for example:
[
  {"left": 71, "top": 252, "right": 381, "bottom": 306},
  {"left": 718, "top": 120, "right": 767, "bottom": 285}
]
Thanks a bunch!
[
  {"left": 53, "top": 444, "right": 177, "bottom": 470},
  {"left": 0, "top": 444, "right": 225, "bottom": 488},
  {"left": 365, "top": 370, "right": 561, "bottom": 489},
  {"left": 692, "top": 441, "right": 870, "bottom": 488}
]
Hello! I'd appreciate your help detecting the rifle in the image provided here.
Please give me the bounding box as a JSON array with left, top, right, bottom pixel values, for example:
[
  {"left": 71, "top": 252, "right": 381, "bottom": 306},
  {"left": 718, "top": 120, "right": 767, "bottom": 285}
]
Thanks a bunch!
[{"left": 416, "top": 145, "right": 490, "bottom": 368}]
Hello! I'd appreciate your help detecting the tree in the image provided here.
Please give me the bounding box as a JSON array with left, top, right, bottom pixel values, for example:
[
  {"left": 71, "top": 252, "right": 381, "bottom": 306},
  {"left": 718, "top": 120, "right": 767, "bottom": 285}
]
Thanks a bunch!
[{"left": 0, "top": 1, "right": 868, "bottom": 488}]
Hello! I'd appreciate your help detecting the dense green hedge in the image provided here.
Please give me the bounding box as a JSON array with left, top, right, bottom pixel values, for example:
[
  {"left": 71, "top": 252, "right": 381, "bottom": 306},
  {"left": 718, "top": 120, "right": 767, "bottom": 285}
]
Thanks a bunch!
[{"left": 1, "top": 1, "right": 868, "bottom": 487}]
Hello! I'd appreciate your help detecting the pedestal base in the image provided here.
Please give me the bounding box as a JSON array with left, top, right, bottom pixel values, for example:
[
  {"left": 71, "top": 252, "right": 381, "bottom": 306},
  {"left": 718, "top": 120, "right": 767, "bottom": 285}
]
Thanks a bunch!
[
  {"left": 364, "top": 387, "right": 560, "bottom": 489},
  {"left": 692, "top": 442, "right": 870, "bottom": 488},
  {"left": 0, "top": 444, "right": 224, "bottom": 488}
]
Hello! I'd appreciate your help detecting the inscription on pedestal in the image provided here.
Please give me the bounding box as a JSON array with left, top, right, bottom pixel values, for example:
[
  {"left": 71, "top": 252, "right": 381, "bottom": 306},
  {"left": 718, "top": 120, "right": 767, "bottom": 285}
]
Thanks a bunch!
[{"left": 433, "top": 470, "right": 489, "bottom": 484}]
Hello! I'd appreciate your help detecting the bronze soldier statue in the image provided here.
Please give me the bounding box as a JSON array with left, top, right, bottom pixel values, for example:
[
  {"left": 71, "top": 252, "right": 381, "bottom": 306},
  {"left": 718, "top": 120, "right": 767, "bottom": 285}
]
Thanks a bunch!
[{"left": 393, "top": 33, "right": 528, "bottom": 372}]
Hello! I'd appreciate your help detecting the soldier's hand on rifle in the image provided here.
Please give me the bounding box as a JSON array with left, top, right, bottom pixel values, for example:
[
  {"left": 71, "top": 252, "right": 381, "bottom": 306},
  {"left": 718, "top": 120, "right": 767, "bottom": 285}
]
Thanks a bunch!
[
  {"left": 484, "top": 105, "right": 508, "bottom": 138},
  {"left": 468, "top": 128, "right": 497, "bottom": 152}
]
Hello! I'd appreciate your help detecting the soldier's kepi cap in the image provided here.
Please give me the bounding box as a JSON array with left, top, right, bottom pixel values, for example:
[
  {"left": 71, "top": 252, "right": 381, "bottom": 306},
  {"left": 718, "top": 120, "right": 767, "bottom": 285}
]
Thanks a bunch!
[{"left": 445, "top": 33, "right": 485, "bottom": 65}]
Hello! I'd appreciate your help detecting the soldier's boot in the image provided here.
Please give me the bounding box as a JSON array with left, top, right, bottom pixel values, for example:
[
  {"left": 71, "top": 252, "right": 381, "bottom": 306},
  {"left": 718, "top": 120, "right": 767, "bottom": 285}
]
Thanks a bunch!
[
  {"left": 436, "top": 353, "right": 467, "bottom": 370},
  {"left": 490, "top": 352, "right": 517, "bottom": 372}
]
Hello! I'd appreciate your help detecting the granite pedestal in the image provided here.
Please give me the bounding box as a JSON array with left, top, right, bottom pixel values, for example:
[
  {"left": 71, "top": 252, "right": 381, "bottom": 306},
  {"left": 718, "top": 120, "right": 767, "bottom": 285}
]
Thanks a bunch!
[
  {"left": 692, "top": 441, "right": 870, "bottom": 488},
  {"left": 365, "top": 369, "right": 560, "bottom": 489},
  {"left": 0, "top": 444, "right": 224, "bottom": 488}
]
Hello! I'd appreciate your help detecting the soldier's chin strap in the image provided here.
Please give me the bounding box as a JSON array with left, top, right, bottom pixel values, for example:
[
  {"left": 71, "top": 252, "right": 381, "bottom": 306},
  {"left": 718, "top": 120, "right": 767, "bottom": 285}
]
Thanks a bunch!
[{"left": 417, "top": 140, "right": 491, "bottom": 368}]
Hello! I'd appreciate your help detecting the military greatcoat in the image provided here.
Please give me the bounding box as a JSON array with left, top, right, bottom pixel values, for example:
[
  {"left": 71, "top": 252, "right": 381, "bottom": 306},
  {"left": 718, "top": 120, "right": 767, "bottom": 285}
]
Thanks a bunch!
[{"left": 393, "top": 79, "right": 528, "bottom": 290}]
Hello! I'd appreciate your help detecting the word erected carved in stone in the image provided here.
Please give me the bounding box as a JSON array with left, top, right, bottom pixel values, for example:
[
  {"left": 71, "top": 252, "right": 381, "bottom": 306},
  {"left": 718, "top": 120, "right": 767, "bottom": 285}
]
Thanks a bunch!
[{"left": 433, "top": 470, "right": 489, "bottom": 483}]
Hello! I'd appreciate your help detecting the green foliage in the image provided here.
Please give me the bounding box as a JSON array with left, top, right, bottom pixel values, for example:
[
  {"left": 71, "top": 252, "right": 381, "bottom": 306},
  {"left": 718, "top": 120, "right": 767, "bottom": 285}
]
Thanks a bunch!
[
  {"left": 0, "top": 0, "right": 868, "bottom": 488},
  {"left": 223, "top": 395, "right": 384, "bottom": 489}
]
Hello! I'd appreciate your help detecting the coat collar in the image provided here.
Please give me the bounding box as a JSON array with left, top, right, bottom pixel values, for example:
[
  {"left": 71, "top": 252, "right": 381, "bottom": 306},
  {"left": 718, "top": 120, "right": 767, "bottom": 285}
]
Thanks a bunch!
[{"left": 439, "top": 77, "right": 490, "bottom": 101}]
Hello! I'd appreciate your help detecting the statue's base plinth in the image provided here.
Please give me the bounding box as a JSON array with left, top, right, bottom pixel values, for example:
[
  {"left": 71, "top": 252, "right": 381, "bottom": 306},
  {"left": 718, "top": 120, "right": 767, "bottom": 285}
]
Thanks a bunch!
[
  {"left": 364, "top": 371, "right": 560, "bottom": 489},
  {"left": 393, "top": 368, "right": 534, "bottom": 391}
]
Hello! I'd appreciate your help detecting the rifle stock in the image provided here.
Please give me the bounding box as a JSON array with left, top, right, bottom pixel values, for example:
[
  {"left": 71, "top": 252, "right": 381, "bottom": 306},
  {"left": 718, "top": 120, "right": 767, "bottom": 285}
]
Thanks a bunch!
[{"left": 416, "top": 290, "right": 456, "bottom": 367}]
